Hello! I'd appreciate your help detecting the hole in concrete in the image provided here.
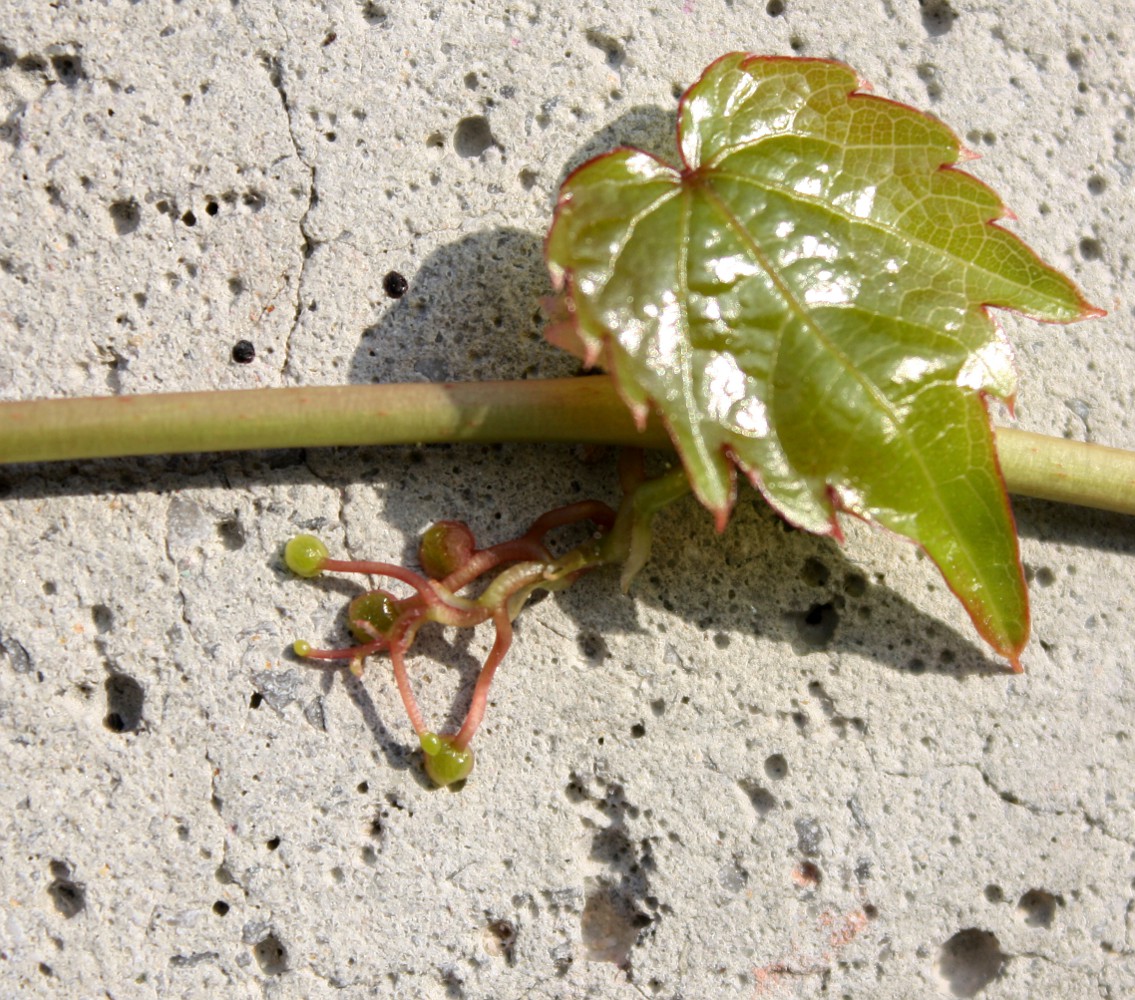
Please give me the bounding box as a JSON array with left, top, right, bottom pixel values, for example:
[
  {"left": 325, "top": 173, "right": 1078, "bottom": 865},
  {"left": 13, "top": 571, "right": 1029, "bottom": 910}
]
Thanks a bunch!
[
  {"left": 217, "top": 518, "right": 246, "bottom": 550},
  {"left": 382, "top": 270, "right": 408, "bottom": 298},
  {"left": 584, "top": 29, "right": 625, "bottom": 69},
  {"left": 764, "top": 753, "right": 788, "bottom": 779},
  {"left": 17, "top": 55, "right": 47, "bottom": 78},
  {"left": 1016, "top": 889, "right": 1060, "bottom": 928},
  {"left": 484, "top": 918, "right": 517, "bottom": 964},
  {"left": 47, "top": 861, "right": 85, "bottom": 918},
  {"left": 739, "top": 779, "right": 776, "bottom": 816},
  {"left": 108, "top": 199, "right": 141, "bottom": 236},
  {"left": 1079, "top": 237, "right": 1102, "bottom": 261},
  {"left": 453, "top": 115, "right": 494, "bottom": 157},
  {"left": 369, "top": 811, "right": 386, "bottom": 839},
  {"left": 252, "top": 932, "right": 288, "bottom": 975},
  {"left": 936, "top": 928, "right": 1007, "bottom": 997},
  {"left": 917, "top": 62, "right": 943, "bottom": 101},
  {"left": 91, "top": 603, "right": 115, "bottom": 633},
  {"left": 565, "top": 775, "right": 588, "bottom": 802},
  {"left": 800, "top": 557, "right": 830, "bottom": 587},
  {"left": 50, "top": 53, "right": 85, "bottom": 86},
  {"left": 104, "top": 672, "right": 144, "bottom": 732},
  {"left": 791, "top": 860, "right": 822, "bottom": 890},
  {"left": 361, "top": 2, "right": 388, "bottom": 25},
  {"left": 577, "top": 630, "right": 609, "bottom": 664},
  {"left": 919, "top": 0, "right": 958, "bottom": 36},
  {"left": 795, "top": 602, "right": 838, "bottom": 647},
  {"left": 581, "top": 883, "right": 642, "bottom": 964}
]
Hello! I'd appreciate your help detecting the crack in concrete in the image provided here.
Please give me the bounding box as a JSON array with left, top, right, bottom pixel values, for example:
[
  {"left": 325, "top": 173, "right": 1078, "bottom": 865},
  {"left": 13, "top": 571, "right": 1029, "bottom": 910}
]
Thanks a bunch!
[
  {"left": 1125, "top": 897, "right": 1135, "bottom": 954},
  {"left": 335, "top": 485, "right": 350, "bottom": 549},
  {"left": 307, "top": 963, "right": 358, "bottom": 990},
  {"left": 298, "top": 456, "right": 348, "bottom": 544},
  {"left": 162, "top": 513, "right": 209, "bottom": 657},
  {"left": 972, "top": 764, "right": 1135, "bottom": 850},
  {"left": 864, "top": 752, "right": 1135, "bottom": 851},
  {"left": 263, "top": 8, "right": 318, "bottom": 383}
]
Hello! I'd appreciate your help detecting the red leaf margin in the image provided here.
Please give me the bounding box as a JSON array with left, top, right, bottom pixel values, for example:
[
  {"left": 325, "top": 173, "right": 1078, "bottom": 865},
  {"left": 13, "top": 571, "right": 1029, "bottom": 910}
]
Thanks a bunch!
[{"left": 545, "top": 53, "right": 1105, "bottom": 669}]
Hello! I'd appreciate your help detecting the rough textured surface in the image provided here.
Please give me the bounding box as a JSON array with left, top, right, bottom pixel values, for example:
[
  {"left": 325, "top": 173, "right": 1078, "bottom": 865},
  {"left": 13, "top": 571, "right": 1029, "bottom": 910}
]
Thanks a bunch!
[{"left": 1, "top": 2, "right": 1132, "bottom": 997}]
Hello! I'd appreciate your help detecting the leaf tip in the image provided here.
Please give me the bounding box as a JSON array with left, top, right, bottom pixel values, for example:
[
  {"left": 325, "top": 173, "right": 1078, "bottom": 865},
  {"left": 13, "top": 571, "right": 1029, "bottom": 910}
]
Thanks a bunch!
[{"left": 1053, "top": 296, "right": 1107, "bottom": 325}]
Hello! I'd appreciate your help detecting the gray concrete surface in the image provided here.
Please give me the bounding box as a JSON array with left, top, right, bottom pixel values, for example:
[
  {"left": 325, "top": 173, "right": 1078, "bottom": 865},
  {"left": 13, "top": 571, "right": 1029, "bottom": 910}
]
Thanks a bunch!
[{"left": 1, "top": 1, "right": 1133, "bottom": 997}]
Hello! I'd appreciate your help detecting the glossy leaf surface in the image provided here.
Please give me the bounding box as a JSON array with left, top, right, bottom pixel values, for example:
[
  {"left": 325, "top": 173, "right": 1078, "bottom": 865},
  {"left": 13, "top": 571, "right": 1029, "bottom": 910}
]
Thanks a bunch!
[{"left": 546, "top": 54, "right": 1100, "bottom": 664}]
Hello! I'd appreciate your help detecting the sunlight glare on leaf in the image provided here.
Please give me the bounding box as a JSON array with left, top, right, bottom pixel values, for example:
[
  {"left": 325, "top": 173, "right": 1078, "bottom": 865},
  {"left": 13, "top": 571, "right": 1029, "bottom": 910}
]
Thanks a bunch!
[{"left": 546, "top": 53, "right": 1102, "bottom": 665}]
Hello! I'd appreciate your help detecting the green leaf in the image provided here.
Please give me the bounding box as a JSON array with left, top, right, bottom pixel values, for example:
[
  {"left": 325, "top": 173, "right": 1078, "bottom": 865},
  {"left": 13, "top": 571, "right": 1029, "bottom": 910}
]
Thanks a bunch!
[{"left": 545, "top": 53, "right": 1102, "bottom": 665}]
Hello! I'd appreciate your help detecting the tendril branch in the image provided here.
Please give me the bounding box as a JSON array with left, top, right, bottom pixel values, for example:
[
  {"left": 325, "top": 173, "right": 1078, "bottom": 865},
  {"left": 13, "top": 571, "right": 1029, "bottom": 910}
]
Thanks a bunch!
[{"left": 285, "top": 454, "right": 685, "bottom": 785}]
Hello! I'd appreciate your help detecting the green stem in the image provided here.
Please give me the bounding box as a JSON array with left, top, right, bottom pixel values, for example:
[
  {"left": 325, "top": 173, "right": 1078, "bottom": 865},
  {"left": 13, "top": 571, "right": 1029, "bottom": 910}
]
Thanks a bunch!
[
  {"left": 0, "top": 377, "right": 669, "bottom": 461},
  {"left": 994, "top": 428, "right": 1135, "bottom": 515},
  {"left": 1, "top": 377, "right": 1133, "bottom": 515}
]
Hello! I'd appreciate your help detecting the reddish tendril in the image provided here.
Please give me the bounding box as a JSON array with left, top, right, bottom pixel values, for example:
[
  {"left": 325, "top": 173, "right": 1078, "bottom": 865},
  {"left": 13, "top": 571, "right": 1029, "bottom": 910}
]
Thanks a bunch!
[{"left": 285, "top": 499, "right": 618, "bottom": 785}]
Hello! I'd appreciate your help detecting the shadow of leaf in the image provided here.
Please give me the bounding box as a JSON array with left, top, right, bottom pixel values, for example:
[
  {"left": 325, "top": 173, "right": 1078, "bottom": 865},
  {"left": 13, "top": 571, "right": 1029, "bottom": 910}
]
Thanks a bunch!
[{"left": 348, "top": 227, "right": 574, "bottom": 387}]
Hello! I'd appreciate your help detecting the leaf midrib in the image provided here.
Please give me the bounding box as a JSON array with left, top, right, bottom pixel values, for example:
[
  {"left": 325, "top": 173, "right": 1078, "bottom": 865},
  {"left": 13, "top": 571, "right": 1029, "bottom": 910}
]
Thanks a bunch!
[
  {"left": 577, "top": 153, "right": 1014, "bottom": 645},
  {"left": 689, "top": 173, "right": 1006, "bottom": 636}
]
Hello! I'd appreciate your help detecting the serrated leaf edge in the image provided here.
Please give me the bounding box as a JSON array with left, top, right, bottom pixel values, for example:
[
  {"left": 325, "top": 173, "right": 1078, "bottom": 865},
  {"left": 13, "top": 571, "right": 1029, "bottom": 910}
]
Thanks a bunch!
[{"left": 545, "top": 53, "right": 1106, "bottom": 665}]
